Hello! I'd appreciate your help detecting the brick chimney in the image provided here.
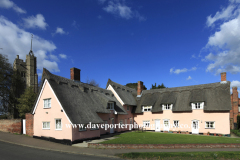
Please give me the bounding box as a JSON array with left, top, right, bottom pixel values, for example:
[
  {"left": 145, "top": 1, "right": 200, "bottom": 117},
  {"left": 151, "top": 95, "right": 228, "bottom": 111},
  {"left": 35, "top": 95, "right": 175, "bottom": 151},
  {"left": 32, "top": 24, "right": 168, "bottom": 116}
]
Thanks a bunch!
[
  {"left": 137, "top": 81, "right": 143, "bottom": 96},
  {"left": 221, "top": 72, "right": 226, "bottom": 82},
  {"left": 232, "top": 87, "right": 239, "bottom": 129},
  {"left": 70, "top": 67, "right": 81, "bottom": 81}
]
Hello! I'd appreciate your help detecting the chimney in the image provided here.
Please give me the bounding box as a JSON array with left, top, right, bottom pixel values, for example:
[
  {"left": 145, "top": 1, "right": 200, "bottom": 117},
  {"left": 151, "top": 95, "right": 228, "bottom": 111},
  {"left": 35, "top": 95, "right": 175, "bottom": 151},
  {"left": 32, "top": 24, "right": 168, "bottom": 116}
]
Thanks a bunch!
[
  {"left": 70, "top": 67, "right": 81, "bottom": 81},
  {"left": 137, "top": 81, "right": 143, "bottom": 96},
  {"left": 221, "top": 72, "right": 226, "bottom": 82},
  {"left": 16, "top": 55, "right": 19, "bottom": 59},
  {"left": 232, "top": 87, "right": 239, "bottom": 129}
]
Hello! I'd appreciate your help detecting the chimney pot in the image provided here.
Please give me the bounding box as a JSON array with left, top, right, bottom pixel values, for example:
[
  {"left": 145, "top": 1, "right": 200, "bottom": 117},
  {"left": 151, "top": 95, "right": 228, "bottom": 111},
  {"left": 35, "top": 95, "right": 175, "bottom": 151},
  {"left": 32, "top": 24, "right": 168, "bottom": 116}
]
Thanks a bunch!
[
  {"left": 70, "top": 67, "right": 81, "bottom": 81},
  {"left": 16, "top": 55, "right": 19, "bottom": 59},
  {"left": 221, "top": 72, "right": 226, "bottom": 82}
]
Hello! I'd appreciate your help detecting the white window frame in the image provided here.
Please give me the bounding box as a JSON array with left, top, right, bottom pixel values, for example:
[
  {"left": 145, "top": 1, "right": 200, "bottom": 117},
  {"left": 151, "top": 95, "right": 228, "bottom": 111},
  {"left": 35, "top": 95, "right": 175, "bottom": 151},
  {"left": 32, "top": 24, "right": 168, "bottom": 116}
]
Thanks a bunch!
[
  {"left": 191, "top": 102, "right": 204, "bottom": 110},
  {"left": 79, "top": 124, "right": 87, "bottom": 131},
  {"left": 55, "top": 119, "right": 62, "bottom": 130},
  {"left": 108, "top": 102, "right": 114, "bottom": 110},
  {"left": 173, "top": 120, "right": 179, "bottom": 128},
  {"left": 90, "top": 124, "right": 99, "bottom": 130},
  {"left": 42, "top": 122, "right": 50, "bottom": 130},
  {"left": 205, "top": 121, "right": 215, "bottom": 129},
  {"left": 238, "top": 106, "right": 240, "bottom": 112},
  {"left": 142, "top": 106, "right": 152, "bottom": 112},
  {"left": 162, "top": 104, "right": 172, "bottom": 110},
  {"left": 43, "top": 98, "right": 51, "bottom": 109},
  {"left": 143, "top": 121, "right": 150, "bottom": 128}
]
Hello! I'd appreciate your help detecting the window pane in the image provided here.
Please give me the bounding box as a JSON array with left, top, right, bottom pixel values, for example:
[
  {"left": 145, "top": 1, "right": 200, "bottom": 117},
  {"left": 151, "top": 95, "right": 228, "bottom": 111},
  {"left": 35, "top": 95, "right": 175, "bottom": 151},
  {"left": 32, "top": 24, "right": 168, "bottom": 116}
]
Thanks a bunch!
[{"left": 56, "top": 119, "right": 61, "bottom": 129}]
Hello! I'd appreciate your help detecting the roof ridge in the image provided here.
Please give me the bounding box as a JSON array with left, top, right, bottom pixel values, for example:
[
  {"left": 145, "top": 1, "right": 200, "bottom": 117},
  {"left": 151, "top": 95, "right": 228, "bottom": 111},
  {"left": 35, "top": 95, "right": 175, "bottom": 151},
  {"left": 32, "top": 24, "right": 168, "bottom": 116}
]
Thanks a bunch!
[
  {"left": 107, "top": 79, "right": 136, "bottom": 92},
  {"left": 143, "top": 81, "right": 230, "bottom": 94}
]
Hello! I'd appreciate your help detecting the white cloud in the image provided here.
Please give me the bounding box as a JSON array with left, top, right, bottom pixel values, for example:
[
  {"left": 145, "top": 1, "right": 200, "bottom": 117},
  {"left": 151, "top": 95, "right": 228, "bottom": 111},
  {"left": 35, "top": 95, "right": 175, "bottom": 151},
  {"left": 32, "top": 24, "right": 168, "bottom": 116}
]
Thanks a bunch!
[
  {"left": 206, "top": 4, "right": 235, "bottom": 27},
  {"left": 53, "top": 27, "right": 68, "bottom": 35},
  {"left": 102, "top": 0, "right": 146, "bottom": 21},
  {"left": 0, "top": 15, "right": 59, "bottom": 72},
  {"left": 23, "top": 14, "right": 48, "bottom": 30},
  {"left": 0, "top": 0, "right": 26, "bottom": 13},
  {"left": 203, "top": 1, "right": 240, "bottom": 74},
  {"left": 186, "top": 76, "right": 192, "bottom": 80},
  {"left": 170, "top": 67, "right": 197, "bottom": 74},
  {"left": 231, "top": 80, "right": 240, "bottom": 87},
  {"left": 59, "top": 54, "right": 67, "bottom": 59},
  {"left": 49, "top": 54, "right": 59, "bottom": 62}
]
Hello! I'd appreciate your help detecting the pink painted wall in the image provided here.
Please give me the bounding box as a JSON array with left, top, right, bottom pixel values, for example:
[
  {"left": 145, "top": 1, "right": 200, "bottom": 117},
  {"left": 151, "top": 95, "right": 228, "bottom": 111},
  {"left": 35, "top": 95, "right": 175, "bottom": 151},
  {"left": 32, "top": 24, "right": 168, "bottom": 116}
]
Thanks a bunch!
[
  {"left": 134, "top": 110, "right": 230, "bottom": 134},
  {"left": 72, "top": 127, "right": 100, "bottom": 142},
  {"left": 33, "top": 80, "right": 73, "bottom": 141},
  {"left": 97, "top": 105, "right": 134, "bottom": 133}
]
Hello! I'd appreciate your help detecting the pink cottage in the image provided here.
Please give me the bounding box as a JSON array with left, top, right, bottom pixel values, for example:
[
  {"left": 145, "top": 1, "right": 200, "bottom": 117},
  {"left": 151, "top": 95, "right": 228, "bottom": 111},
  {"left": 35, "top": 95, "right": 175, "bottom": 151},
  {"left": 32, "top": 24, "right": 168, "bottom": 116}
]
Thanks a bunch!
[{"left": 32, "top": 68, "right": 231, "bottom": 145}]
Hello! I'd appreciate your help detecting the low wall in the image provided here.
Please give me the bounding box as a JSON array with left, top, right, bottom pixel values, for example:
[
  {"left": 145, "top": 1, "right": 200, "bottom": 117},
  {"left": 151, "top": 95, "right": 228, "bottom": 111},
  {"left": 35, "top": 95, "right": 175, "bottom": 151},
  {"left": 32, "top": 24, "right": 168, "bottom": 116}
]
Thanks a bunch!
[
  {"left": 88, "top": 143, "right": 240, "bottom": 149},
  {"left": 0, "top": 119, "right": 22, "bottom": 134}
]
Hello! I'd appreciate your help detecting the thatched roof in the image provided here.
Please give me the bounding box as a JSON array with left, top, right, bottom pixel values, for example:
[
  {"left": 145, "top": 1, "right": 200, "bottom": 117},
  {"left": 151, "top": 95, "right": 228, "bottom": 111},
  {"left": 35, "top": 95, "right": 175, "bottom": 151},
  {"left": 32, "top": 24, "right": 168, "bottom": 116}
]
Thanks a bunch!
[
  {"left": 33, "top": 68, "right": 127, "bottom": 124},
  {"left": 106, "top": 79, "right": 137, "bottom": 106},
  {"left": 135, "top": 82, "right": 231, "bottom": 113}
]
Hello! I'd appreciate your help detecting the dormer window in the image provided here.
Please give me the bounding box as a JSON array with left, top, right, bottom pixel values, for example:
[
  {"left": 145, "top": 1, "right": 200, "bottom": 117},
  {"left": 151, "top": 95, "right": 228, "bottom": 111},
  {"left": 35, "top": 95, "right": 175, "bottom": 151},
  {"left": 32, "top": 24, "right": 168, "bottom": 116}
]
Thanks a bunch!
[
  {"left": 108, "top": 102, "right": 114, "bottom": 110},
  {"left": 142, "top": 106, "right": 152, "bottom": 112},
  {"left": 162, "top": 104, "right": 172, "bottom": 110},
  {"left": 191, "top": 102, "right": 204, "bottom": 109}
]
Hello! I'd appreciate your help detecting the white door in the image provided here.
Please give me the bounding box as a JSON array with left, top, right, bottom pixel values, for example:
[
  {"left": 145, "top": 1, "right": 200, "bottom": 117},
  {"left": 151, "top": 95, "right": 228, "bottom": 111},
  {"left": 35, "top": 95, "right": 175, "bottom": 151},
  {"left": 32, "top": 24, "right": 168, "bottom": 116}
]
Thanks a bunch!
[
  {"left": 23, "top": 119, "right": 26, "bottom": 134},
  {"left": 192, "top": 120, "right": 199, "bottom": 134},
  {"left": 163, "top": 120, "right": 169, "bottom": 131},
  {"left": 110, "top": 118, "right": 114, "bottom": 134},
  {"left": 129, "top": 118, "right": 133, "bottom": 130},
  {"left": 155, "top": 119, "right": 160, "bottom": 132}
]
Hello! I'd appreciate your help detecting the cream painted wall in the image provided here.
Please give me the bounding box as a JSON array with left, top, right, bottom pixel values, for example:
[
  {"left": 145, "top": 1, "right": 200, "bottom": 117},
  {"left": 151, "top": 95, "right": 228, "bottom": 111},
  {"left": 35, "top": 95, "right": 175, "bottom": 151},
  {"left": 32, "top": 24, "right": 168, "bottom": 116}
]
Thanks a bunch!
[{"left": 134, "top": 110, "right": 230, "bottom": 134}]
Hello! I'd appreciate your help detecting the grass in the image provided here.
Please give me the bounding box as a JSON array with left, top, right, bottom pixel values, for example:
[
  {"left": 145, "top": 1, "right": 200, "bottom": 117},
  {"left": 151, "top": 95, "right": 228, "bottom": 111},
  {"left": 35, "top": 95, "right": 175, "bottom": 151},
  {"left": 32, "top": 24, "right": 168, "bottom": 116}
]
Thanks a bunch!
[
  {"left": 231, "top": 129, "right": 240, "bottom": 137},
  {"left": 117, "top": 151, "right": 240, "bottom": 160},
  {"left": 101, "top": 132, "right": 240, "bottom": 144}
]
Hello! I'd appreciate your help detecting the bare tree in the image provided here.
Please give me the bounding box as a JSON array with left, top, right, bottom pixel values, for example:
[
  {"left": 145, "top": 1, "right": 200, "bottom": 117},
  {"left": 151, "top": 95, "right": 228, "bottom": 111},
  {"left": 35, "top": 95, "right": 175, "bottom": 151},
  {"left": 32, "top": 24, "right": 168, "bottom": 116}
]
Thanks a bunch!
[{"left": 86, "top": 77, "right": 100, "bottom": 87}]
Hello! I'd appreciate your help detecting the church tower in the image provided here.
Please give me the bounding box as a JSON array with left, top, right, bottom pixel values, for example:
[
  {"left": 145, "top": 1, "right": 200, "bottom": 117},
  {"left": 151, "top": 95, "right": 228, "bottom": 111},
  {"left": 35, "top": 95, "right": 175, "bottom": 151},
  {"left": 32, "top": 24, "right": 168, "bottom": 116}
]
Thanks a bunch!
[{"left": 13, "top": 35, "right": 38, "bottom": 93}]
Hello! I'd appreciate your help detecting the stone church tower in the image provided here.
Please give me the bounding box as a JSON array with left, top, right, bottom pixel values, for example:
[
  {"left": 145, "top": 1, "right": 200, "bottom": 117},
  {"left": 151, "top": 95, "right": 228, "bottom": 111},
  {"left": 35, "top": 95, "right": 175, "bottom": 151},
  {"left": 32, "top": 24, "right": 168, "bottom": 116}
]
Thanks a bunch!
[{"left": 13, "top": 40, "right": 38, "bottom": 93}]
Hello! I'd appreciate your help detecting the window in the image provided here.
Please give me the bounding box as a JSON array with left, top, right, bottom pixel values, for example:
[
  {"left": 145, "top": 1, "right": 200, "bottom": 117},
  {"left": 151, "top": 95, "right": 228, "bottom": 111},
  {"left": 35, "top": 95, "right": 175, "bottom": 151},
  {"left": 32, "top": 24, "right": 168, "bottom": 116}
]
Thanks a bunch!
[
  {"left": 127, "top": 106, "right": 129, "bottom": 111},
  {"left": 119, "top": 120, "right": 123, "bottom": 127},
  {"left": 173, "top": 120, "right": 179, "bottom": 127},
  {"left": 44, "top": 99, "right": 51, "bottom": 108},
  {"left": 108, "top": 102, "right": 114, "bottom": 110},
  {"left": 79, "top": 124, "right": 87, "bottom": 131},
  {"left": 191, "top": 102, "right": 204, "bottom": 109},
  {"left": 55, "top": 119, "right": 62, "bottom": 130},
  {"left": 143, "top": 121, "right": 150, "bottom": 127},
  {"left": 164, "top": 120, "right": 169, "bottom": 127},
  {"left": 205, "top": 121, "right": 215, "bottom": 129},
  {"left": 239, "top": 106, "right": 240, "bottom": 112},
  {"left": 162, "top": 104, "right": 172, "bottom": 110},
  {"left": 42, "top": 122, "right": 50, "bottom": 129},
  {"left": 91, "top": 124, "right": 99, "bottom": 130},
  {"left": 142, "top": 106, "right": 152, "bottom": 112}
]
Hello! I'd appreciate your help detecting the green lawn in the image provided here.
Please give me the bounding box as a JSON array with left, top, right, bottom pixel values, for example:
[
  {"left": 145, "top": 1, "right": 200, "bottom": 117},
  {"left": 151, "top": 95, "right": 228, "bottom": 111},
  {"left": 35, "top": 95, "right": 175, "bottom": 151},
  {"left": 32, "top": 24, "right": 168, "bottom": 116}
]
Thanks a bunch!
[
  {"left": 117, "top": 151, "right": 240, "bottom": 160},
  {"left": 101, "top": 132, "right": 240, "bottom": 144}
]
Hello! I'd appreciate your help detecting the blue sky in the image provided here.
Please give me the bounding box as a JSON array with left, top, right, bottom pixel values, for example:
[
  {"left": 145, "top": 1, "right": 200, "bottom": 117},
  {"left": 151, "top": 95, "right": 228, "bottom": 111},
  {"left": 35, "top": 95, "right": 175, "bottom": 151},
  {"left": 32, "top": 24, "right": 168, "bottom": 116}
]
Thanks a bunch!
[{"left": 1, "top": 0, "right": 240, "bottom": 90}]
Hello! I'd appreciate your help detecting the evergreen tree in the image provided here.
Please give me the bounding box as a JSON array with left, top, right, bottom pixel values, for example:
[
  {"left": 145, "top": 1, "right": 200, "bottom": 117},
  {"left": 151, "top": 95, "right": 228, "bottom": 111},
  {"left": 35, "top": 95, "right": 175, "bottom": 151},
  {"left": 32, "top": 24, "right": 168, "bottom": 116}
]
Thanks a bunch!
[
  {"left": 150, "top": 83, "right": 166, "bottom": 89},
  {"left": 17, "top": 86, "right": 37, "bottom": 118}
]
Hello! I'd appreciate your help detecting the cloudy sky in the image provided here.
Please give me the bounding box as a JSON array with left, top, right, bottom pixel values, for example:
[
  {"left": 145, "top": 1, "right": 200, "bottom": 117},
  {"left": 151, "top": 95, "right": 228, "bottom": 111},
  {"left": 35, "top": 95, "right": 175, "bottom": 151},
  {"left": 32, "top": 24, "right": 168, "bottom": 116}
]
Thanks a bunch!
[{"left": 1, "top": 0, "right": 240, "bottom": 91}]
